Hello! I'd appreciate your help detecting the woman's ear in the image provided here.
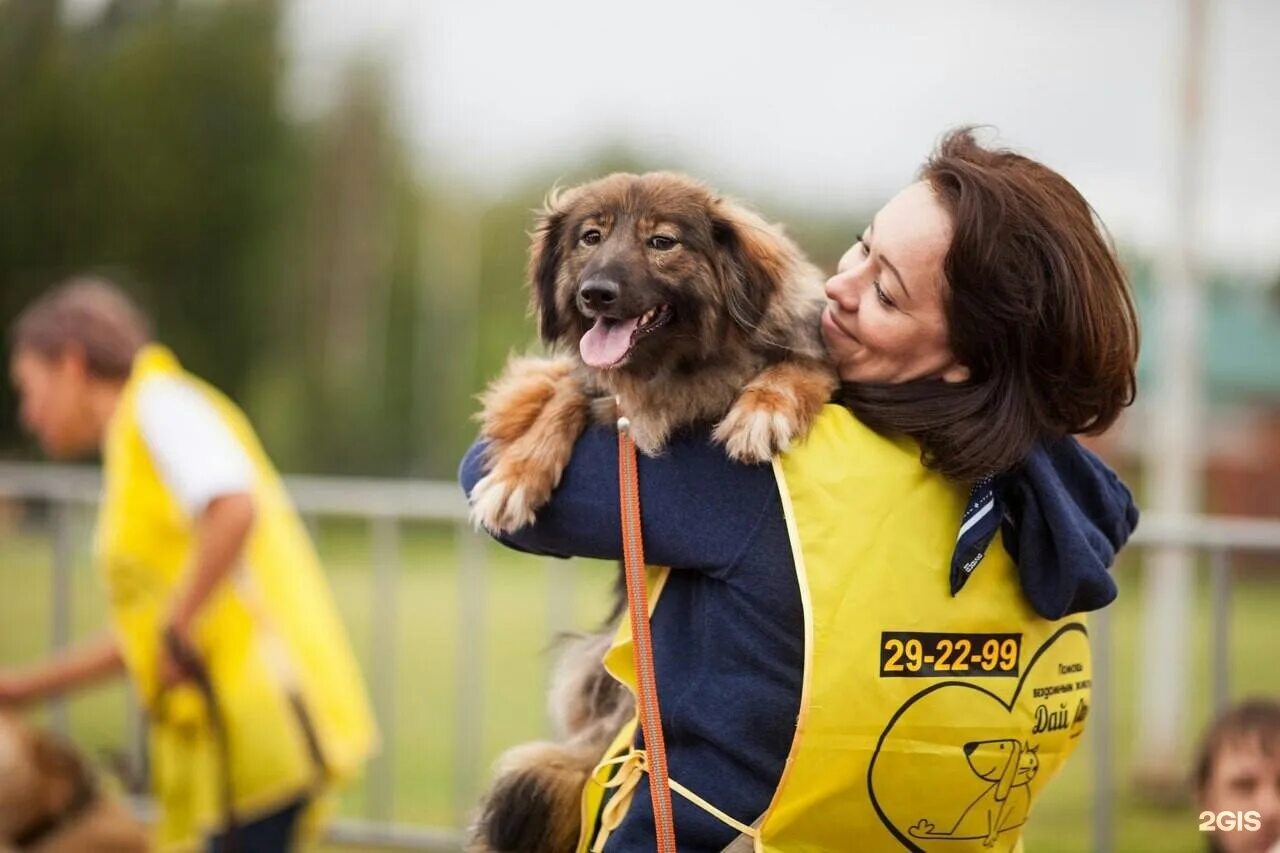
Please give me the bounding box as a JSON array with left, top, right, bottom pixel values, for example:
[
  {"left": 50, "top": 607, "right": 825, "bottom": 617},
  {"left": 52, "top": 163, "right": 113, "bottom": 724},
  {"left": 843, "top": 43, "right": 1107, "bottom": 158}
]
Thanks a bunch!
[
  {"left": 942, "top": 362, "right": 971, "bottom": 383},
  {"left": 56, "top": 343, "right": 90, "bottom": 383},
  {"left": 527, "top": 188, "right": 571, "bottom": 345},
  {"left": 710, "top": 198, "right": 795, "bottom": 334}
]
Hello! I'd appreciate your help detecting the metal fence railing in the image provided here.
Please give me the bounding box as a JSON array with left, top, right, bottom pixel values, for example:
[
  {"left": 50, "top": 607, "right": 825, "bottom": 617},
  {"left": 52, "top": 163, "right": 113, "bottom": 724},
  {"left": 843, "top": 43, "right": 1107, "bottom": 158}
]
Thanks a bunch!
[
  {"left": 2, "top": 461, "right": 1278, "bottom": 852},
  {"left": 0, "top": 462, "right": 479, "bottom": 852}
]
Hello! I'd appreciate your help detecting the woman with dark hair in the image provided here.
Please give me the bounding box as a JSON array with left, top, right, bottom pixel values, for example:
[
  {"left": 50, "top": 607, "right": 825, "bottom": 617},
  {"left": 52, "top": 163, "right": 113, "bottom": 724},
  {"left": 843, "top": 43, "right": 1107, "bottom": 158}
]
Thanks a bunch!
[
  {"left": 837, "top": 129, "right": 1137, "bottom": 481},
  {"left": 461, "top": 128, "right": 1141, "bottom": 852}
]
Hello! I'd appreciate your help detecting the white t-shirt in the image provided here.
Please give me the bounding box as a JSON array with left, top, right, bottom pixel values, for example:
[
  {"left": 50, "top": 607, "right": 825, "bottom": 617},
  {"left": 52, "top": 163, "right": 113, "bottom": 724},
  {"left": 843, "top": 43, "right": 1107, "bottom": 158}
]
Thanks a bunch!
[{"left": 135, "top": 377, "right": 254, "bottom": 518}]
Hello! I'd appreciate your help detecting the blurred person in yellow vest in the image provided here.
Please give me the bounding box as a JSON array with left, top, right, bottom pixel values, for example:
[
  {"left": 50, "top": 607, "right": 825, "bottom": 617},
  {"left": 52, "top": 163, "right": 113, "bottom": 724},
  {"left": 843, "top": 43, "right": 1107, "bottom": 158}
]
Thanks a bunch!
[{"left": 0, "top": 277, "right": 378, "bottom": 852}]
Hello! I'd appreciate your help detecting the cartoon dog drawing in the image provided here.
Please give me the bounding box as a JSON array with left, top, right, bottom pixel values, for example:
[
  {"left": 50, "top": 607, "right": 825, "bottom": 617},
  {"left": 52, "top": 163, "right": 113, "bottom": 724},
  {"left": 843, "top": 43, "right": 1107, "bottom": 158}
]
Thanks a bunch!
[{"left": 909, "top": 739, "right": 1039, "bottom": 847}]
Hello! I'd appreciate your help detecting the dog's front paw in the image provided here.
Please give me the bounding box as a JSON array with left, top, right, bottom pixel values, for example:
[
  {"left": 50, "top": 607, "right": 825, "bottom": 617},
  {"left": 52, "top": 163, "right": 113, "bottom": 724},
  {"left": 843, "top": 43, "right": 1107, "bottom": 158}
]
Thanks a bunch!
[
  {"left": 908, "top": 819, "right": 937, "bottom": 838},
  {"left": 713, "top": 386, "right": 801, "bottom": 462},
  {"left": 713, "top": 360, "right": 837, "bottom": 463},
  {"left": 469, "top": 471, "right": 536, "bottom": 534}
]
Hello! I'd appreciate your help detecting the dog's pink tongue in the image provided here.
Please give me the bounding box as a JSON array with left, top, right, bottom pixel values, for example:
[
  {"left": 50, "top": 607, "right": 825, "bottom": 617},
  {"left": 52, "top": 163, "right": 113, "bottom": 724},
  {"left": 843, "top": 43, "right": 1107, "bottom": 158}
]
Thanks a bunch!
[{"left": 580, "top": 317, "right": 639, "bottom": 368}]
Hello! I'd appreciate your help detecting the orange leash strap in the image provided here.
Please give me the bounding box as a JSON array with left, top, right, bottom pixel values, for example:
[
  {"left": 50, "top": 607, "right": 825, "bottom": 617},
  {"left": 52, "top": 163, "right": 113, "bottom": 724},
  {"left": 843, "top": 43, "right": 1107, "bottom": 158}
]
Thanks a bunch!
[{"left": 617, "top": 416, "right": 678, "bottom": 853}]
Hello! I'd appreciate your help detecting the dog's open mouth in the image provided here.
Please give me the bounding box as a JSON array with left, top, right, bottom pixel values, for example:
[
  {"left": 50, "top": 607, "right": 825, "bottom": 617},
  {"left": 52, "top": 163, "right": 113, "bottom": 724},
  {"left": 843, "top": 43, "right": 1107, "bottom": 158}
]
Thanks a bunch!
[{"left": 579, "top": 304, "right": 674, "bottom": 369}]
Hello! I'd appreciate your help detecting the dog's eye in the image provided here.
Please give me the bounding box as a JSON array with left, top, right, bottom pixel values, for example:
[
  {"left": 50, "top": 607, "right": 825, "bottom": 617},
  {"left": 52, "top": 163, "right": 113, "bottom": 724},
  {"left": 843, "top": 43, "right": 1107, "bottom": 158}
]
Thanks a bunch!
[
  {"left": 580, "top": 229, "right": 602, "bottom": 247},
  {"left": 648, "top": 235, "right": 678, "bottom": 251}
]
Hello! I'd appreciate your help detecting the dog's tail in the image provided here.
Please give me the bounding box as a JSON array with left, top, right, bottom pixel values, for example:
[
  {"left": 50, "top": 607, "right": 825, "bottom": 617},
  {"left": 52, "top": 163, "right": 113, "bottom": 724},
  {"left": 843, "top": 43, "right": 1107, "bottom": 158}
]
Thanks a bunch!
[{"left": 468, "top": 740, "right": 601, "bottom": 853}]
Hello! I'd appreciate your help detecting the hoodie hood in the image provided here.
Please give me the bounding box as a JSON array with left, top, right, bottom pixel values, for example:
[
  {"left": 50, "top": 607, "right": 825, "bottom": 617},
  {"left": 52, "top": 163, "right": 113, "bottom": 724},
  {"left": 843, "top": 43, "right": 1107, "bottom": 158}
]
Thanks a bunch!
[{"left": 950, "top": 436, "right": 1139, "bottom": 620}]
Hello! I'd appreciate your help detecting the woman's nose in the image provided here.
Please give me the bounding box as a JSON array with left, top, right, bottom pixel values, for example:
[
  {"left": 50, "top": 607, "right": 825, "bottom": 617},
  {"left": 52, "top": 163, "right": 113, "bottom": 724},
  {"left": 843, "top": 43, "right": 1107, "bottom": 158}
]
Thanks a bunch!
[{"left": 825, "top": 270, "right": 859, "bottom": 311}]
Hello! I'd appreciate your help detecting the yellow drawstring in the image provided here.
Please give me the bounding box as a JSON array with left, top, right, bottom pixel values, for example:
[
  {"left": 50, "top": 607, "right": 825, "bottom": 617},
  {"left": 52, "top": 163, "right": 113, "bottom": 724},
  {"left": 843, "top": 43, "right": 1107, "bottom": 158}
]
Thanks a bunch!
[
  {"left": 668, "top": 779, "right": 759, "bottom": 839},
  {"left": 587, "top": 748, "right": 760, "bottom": 851},
  {"left": 591, "top": 750, "right": 649, "bottom": 853}
]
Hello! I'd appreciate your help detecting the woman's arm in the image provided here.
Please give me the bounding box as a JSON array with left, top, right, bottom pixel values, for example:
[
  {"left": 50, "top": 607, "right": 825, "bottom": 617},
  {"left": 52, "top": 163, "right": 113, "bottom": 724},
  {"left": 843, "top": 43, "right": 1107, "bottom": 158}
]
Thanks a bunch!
[
  {"left": 0, "top": 634, "right": 125, "bottom": 706},
  {"left": 158, "top": 491, "right": 256, "bottom": 686},
  {"left": 166, "top": 491, "right": 256, "bottom": 633},
  {"left": 135, "top": 377, "right": 259, "bottom": 683},
  {"left": 461, "top": 425, "right": 780, "bottom": 573}
]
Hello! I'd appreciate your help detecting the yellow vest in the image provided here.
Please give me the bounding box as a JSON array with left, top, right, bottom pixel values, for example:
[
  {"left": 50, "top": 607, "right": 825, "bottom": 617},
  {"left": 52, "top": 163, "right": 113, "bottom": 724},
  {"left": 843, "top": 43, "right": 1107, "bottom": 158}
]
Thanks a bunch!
[
  {"left": 580, "top": 406, "right": 1091, "bottom": 852},
  {"left": 94, "top": 345, "right": 378, "bottom": 850}
]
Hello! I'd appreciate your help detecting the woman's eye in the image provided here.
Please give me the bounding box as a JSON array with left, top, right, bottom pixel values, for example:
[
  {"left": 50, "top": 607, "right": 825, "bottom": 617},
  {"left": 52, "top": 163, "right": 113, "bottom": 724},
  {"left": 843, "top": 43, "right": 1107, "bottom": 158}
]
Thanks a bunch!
[
  {"left": 648, "top": 235, "right": 678, "bottom": 251},
  {"left": 580, "top": 229, "right": 602, "bottom": 246},
  {"left": 874, "top": 281, "right": 896, "bottom": 309}
]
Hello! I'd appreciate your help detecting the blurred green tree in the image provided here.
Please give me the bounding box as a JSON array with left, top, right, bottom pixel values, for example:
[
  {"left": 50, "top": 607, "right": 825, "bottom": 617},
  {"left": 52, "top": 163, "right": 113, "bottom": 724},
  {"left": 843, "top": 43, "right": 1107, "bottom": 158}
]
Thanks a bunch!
[{"left": 0, "top": 0, "right": 299, "bottom": 456}]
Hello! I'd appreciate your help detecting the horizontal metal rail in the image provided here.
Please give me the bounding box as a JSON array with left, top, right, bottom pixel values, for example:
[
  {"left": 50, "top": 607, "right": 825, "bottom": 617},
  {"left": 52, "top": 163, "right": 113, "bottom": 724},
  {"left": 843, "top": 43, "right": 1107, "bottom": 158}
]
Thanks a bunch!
[
  {"left": 0, "top": 462, "right": 470, "bottom": 520},
  {"left": 7, "top": 461, "right": 1280, "bottom": 548}
]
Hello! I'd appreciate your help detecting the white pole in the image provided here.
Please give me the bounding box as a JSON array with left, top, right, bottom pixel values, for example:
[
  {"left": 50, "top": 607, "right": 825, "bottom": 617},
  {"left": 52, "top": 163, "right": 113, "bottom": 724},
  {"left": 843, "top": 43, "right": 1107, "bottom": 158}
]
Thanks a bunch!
[{"left": 1134, "top": 0, "right": 1209, "bottom": 795}]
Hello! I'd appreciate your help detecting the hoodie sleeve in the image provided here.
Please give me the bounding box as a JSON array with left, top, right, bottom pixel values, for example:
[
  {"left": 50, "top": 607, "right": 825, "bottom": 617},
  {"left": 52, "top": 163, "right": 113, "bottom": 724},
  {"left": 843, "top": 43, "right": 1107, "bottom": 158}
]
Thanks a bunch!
[
  {"left": 459, "top": 425, "right": 780, "bottom": 574},
  {"left": 996, "top": 437, "right": 1140, "bottom": 620}
]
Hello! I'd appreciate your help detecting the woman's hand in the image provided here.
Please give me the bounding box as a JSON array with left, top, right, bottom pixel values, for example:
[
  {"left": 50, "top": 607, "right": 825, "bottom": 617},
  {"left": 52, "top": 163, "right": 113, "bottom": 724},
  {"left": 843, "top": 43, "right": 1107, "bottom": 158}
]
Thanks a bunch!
[
  {"left": 0, "top": 671, "right": 36, "bottom": 706},
  {"left": 157, "top": 625, "right": 196, "bottom": 690}
]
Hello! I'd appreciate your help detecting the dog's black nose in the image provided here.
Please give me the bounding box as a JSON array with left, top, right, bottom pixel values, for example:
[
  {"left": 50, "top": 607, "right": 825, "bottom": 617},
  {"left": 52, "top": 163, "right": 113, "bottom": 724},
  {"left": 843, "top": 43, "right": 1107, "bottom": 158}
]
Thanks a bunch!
[{"left": 579, "top": 278, "right": 620, "bottom": 311}]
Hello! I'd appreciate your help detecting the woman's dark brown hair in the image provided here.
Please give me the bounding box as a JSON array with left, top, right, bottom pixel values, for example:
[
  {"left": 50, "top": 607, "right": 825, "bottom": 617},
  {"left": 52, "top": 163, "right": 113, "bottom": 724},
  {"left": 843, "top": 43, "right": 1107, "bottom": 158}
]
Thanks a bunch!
[
  {"left": 10, "top": 277, "right": 152, "bottom": 380},
  {"left": 840, "top": 127, "right": 1139, "bottom": 481}
]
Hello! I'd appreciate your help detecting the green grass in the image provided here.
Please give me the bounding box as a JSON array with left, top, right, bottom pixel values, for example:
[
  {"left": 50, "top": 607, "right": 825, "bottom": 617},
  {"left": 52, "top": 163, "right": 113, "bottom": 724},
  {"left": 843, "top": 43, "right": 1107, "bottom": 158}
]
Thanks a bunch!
[{"left": 1, "top": 509, "right": 1276, "bottom": 852}]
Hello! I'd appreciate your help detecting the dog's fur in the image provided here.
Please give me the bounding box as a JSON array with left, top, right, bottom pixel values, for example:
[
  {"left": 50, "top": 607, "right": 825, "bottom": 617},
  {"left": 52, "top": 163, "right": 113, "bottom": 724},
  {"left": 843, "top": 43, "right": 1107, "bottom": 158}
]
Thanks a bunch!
[
  {"left": 468, "top": 172, "right": 837, "bottom": 852},
  {"left": 0, "top": 713, "right": 149, "bottom": 852}
]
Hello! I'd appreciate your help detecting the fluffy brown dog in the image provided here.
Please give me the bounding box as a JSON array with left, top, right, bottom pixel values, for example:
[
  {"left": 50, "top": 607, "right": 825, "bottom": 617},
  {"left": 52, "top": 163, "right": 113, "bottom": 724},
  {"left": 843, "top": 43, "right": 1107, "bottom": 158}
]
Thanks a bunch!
[
  {"left": 470, "top": 172, "right": 837, "bottom": 532},
  {"left": 0, "top": 713, "right": 149, "bottom": 852},
  {"left": 467, "top": 172, "right": 837, "bottom": 852}
]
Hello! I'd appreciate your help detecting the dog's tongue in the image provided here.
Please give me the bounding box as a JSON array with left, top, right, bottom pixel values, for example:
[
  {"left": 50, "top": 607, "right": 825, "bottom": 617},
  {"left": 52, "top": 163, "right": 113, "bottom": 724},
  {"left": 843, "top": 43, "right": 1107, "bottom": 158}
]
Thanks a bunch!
[{"left": 580, "top": 317, "right": 639, "bottom": 368}]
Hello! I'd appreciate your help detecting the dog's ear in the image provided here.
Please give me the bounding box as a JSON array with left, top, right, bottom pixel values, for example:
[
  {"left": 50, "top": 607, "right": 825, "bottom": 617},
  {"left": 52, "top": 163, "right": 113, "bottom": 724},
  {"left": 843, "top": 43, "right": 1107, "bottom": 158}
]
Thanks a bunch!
[
  {"left": 710, "top": 197, "right": 796, "bottom": 336},
  {"left": 29, "top": 728, "right": 93, "bottom": 814},
  {"left": 527, "top": 187, "right": 572, "bottom": 345}
]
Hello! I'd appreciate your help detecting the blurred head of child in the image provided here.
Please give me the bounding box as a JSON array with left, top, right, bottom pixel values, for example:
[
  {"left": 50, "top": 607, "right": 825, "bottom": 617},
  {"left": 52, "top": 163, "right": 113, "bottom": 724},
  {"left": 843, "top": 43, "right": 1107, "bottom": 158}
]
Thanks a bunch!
[{"left": 1196, "top": 698, "right": 1280, "bottom": 853}]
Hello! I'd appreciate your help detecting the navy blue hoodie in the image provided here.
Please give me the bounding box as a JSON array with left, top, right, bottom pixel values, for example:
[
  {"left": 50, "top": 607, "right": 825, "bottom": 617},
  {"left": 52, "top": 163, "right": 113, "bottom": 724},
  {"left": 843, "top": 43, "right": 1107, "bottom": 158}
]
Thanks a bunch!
[{"left": 459, "top": 425, "right": 1137, "bottom": 852}]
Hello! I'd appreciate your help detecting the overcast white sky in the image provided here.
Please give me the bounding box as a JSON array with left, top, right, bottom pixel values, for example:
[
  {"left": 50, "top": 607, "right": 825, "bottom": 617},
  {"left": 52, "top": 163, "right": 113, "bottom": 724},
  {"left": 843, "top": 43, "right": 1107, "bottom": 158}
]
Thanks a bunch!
[{"left": 283, "top": 1, "right": 1277, "bottom": 270}]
